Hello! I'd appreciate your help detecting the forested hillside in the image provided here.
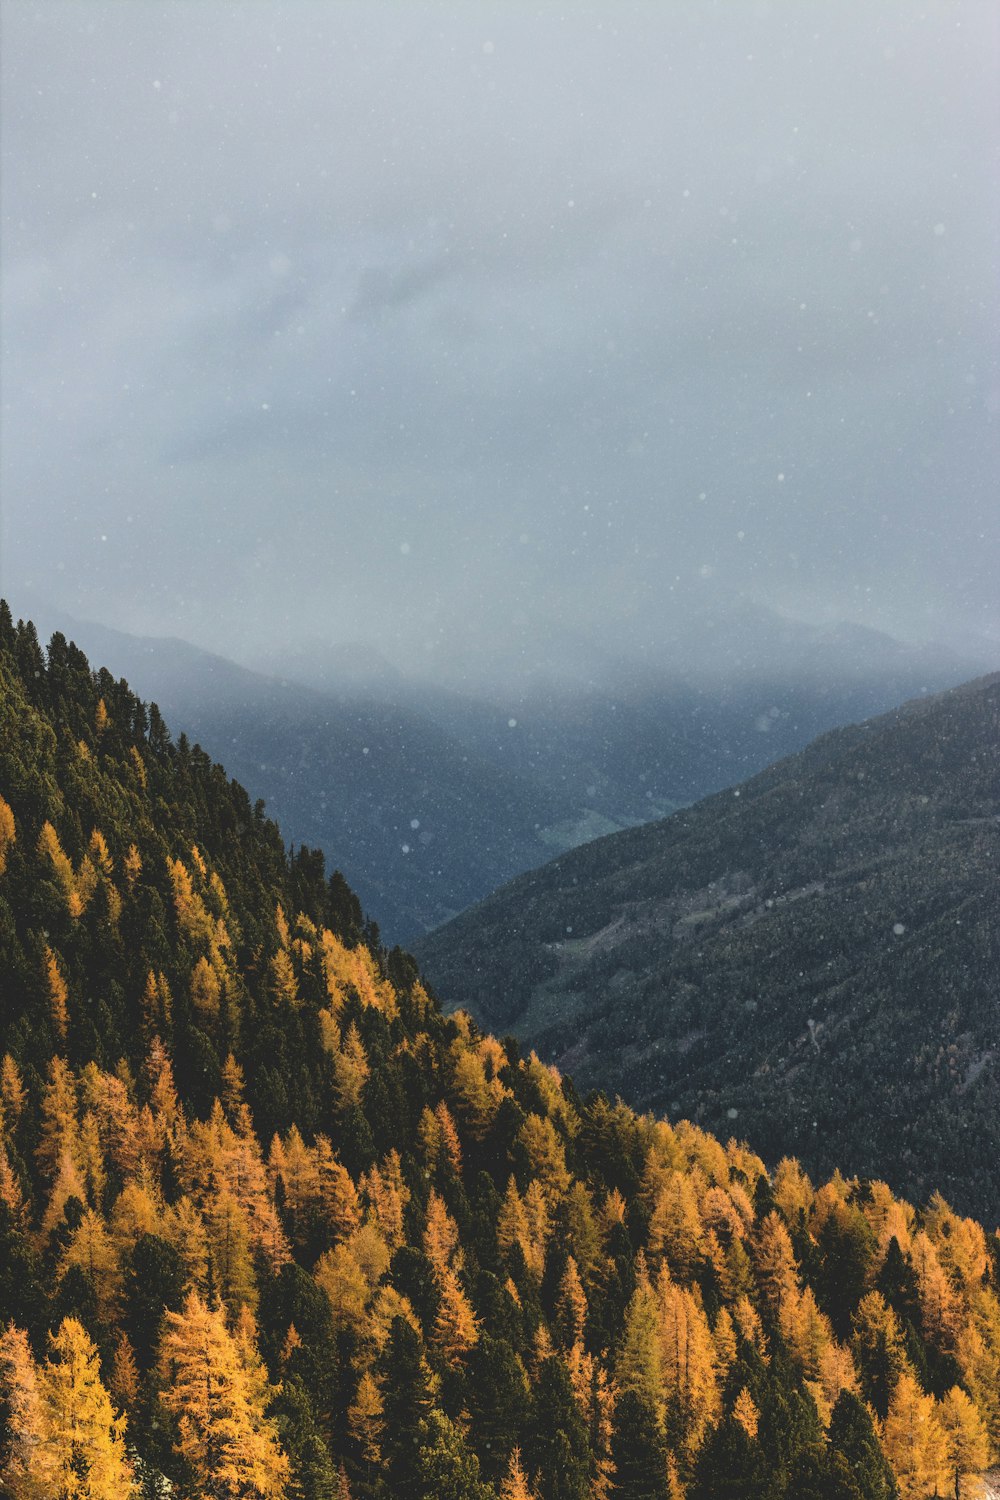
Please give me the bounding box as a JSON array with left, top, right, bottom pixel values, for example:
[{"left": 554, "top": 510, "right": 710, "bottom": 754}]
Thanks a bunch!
[
  {"left": 0, "top": 606, "right": 997, "bottom": 1499},
  {"left": 416, "top": 675, "right": 1000, "bottom": 1222}
]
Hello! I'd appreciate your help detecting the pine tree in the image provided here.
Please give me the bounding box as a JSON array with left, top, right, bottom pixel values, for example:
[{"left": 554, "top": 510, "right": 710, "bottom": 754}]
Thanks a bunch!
[
  {"left": 43, "top": 945, "right": 70, "bottom": 1043},
  {"left": 526, "top": 1355, "right": 592, "bottom": 1500},
  {"left": 609, "top": 1388, "right": 669, "bottom": 1500},
  {"left": 415, "top": 1408, "right": 494, "bottom": 1499},
  {"left": 852, "top": 1291, "right": 908, "bottom": 1419},
  {"left": 827, "top": 1390, "right": 898, "bottom": 1500},
  {"left": 378, "top": 1317, "right": 436, "bottom": 1500},
  {"left": 732, "top": 1387, "right": 759, "bottom": 1440},
  {"left": 0, "top": 792, "right": 15, "bottom": 874},
  {"left": 432, "top": 1263, "right": 480, "bottom": 1365},
  {"left": 556, "top": 1256, "right": 588, "bottom": 1348}
]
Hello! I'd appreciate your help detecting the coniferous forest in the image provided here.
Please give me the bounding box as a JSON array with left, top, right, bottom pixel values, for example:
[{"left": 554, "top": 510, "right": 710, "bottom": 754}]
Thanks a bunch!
[{"left": 0, "top": 603, "right": 998, "bottom": 1499}]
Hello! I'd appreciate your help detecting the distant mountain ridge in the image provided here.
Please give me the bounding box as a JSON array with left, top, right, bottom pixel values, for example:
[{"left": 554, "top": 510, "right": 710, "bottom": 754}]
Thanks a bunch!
[
  {"left": 10, "top": 593, "right": 988, "bottom": 946},
  {"left": 415, "top": 674, "right": 1000, "bottom": 1220}
]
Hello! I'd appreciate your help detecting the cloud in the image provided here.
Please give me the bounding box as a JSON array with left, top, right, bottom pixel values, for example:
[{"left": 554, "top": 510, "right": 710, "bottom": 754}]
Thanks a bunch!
[{"left": 2, "top": 1, "right": 997, "bottom": 668}]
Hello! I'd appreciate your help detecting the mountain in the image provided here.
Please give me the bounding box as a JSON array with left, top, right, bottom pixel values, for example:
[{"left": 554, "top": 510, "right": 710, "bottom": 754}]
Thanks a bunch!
[
  {"left": 10, "top": 595, "right": 987, "bottom": 948},
  {"left": 5, "top": 600, "right": 581, "bottom": 941},
  {"left": 1, "top": 604, "right": 997, "bottom": 1497},
  {"left": 415, "top": 674, "right": 1000, "bottom": 1222}
]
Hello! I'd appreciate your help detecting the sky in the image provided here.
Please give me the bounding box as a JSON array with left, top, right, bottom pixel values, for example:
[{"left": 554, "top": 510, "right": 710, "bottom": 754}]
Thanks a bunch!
[{"left": 2, "top": 1, "right": 998, "bottom": 678}]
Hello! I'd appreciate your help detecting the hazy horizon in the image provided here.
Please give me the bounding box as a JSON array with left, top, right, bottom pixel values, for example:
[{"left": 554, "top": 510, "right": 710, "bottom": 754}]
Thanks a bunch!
[{"left": 3, "top": 2, "right": 998, "bottom": 681}]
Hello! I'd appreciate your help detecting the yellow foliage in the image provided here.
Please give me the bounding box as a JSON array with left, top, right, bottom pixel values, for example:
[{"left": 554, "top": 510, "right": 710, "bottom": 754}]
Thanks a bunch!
[
  {"left": 316, "top": 1243, "right": 371, "bottom": 1335},
  {"left": 938, "top": 1385, "right": 990, "bottom": 1498},
  {"left": 780, "top": 1284, "right": 835, "bottom": 1382},
  {"left": 648, "top": 1170, "right": 705, "bottom": 1279},
  {"left": 754, "top": 1211, "right": 800, "bottom": 1312},
  {"left": 451, "top": 1041, "right": 506, "bottom": 1139},
  {"left": 88, "top": 828, "right": 113, "bottom": 876},
  {"left": 35, "top": 1318, "right": 137, "bottom": 1498},
  {"left": 191, "top": 955, "right": 221, "bottom": 1017},
  {"left": 882, "top": 1368, "right": 947, "bottom": 1500},
  {"left": 122, "top": 841, "right": 142, "bottom": 888},
  {"left": 733, "top": 1385, "right": 760, "bottom": 1439},
  {"left": 333, "top": 1022, "right": 369, "bottom": 1111},
  {"left": 0, "top": 1322, "right": 49, "bottom": 1500},
  {"left": 167, "top": 857, "right": 215, "bottom": 947},
  {"left": 556, "top": 1256, "right": 588, "bottom": 1347},
  {"left": 772, "top": 1157, "right": 814, "bottom": 1227},
  {"left": 655, "top": 1268, "right": 721, "bottom": 1453},
  {"left": 424, "top": 1189, "right": 461, "bottom": 1278},
  {"left": 159, "top": 1290, "right": 289, "bottom": 1498},
  {"left": 269, "top": 947, "right": 299, "bottom": 1005},
  {"left": 520, "top": 1114, "right": 572, "bottom": 1204},
  {"left": 349, "top": 1370, "right": 385, "bottom": 1463},
  {"left": 75, "top": 853, "right": 98, "bottom": 911},
  {"left": 0, "top": 794, "right": 15, "bottom": 875},
  {"left": 500, "top": 1447, "right": 540, "bottom": 1500},
  {"left": 1, "top": 1053, "right": 26, "bottom": 1126},
  {"left": 57, "top": 1208, "right": 120, "bottom": 1322},
  {"left": 313, "top": 1136, "right": 362, "bottom": 1242},
  {"left": 37, "top": 821, "right": 80, "bottom": 914},
  {"left": 433, "top": 1264, "right": 480, "bottom": 1364},
  {"left": 321, "top": 929, "right": 397, "bottom": 1017},
  {"left": 361, "top": 1152, "right": 409, "bottom": 1250},
  {"left": 128, "top": 744, "right": 147, "bottom": 788},
  {"left": 0, "top": 1138, "right": 28, "bottom": 1229},
  {"left": 43, "top": 945, "right": 69, "bottom": 1043}
]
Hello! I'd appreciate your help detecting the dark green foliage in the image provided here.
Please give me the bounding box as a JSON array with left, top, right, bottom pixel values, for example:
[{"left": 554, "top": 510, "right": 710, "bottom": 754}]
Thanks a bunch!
[
  {"left": 689, "top": 1417, "right": 770, "bottom": 1500},
  {"left": 413, "top": 1410, "right": 494, "bottom": 1500},
  {"left": 827, "top": 1392, "right": 898, "bottom": 1500},
  {"left": 273, "top": 1376, "right": 340, "bottom": 1500},
  {"left": 464, "top": 1334, "right": 531, "bottom": 1481},
  {"left": 526, "top": 1356, "right": 592, "bottom": 1500},
  {"left": 377, "top": 1319, "right": 436, "bottom": 1500},
  {"left": 609, "top": 1389, "right": 669, "bottom": 1500},
  {"left": 122, "top": 1235, "right": 187, "bottom": 1368}
]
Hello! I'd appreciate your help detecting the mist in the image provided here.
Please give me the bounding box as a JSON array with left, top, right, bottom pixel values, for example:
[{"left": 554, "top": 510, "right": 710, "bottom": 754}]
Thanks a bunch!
[{"left": 2, "top": 2, "right": 998, "bottom": 685}]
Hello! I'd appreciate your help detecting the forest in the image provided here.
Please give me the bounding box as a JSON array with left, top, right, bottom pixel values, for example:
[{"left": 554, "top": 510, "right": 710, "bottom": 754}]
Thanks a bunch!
[{"left": 0, "top": 603, "right": 997, "bottom": 1498}]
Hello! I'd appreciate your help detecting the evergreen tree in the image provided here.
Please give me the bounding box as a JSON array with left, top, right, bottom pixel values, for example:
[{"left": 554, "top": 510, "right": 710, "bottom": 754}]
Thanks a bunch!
[
  {"left": 378, "top": 1317, "right": 436, "bottom": 1500},
  {"left": 827, "top": 1390, "right": 898, "bottom": 1500},
  {"left": 526, "top": 1355, "right": 591, "bottom": 1500},
  {"left": 609, "top": 1388, "right": 669, "bottom": 1500}
]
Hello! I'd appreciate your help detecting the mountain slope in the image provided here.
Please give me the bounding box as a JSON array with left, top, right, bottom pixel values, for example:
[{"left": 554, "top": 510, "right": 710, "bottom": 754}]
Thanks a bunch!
[
  {"left": 14, "top": 596, "right": 984, "bottom": 946},
  {"left": 7, "top": 602, "right": 581, "bottom": 941},
  {"left": 2, "top": 603, "right": 998, "bottom": 1497},
  {"left": 415, "top": 675, "right": 1000, "bottom": 1221}
]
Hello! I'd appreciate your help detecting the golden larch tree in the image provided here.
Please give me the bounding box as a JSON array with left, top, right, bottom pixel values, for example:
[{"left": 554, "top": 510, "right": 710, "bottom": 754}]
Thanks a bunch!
[
  {"left": 43, "top": 945, "right": 70, "bottom": 1043},
  {"left": 0, "top": 792, "right": 15, "bottom": 874},
  {"left": 500, "top": 1446, "right": 540, "bottom": 1500},
  {"left": 938, "top": 1385, "right": 990, "bottom": 1500},
  {"left": 159, "top": 1289, "right": 289, "bottom": 1499},
  {"left": 882, "top": 1368, "right": 948, "bottom": 1500},
  {"left": 432, "top": 1264, "right": 480, "bottom": 1365},
  {"left": 37, "top": 1317, "right": 138, "bottom": 1498},
  {"left": 0, "top": 1322, "right": 48, "bottom": 1500}
]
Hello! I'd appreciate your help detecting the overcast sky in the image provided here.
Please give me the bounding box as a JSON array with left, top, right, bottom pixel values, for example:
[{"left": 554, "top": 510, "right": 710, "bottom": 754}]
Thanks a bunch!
[{"left": 2, "top": 1, "right": 997, "bottom": 676}]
